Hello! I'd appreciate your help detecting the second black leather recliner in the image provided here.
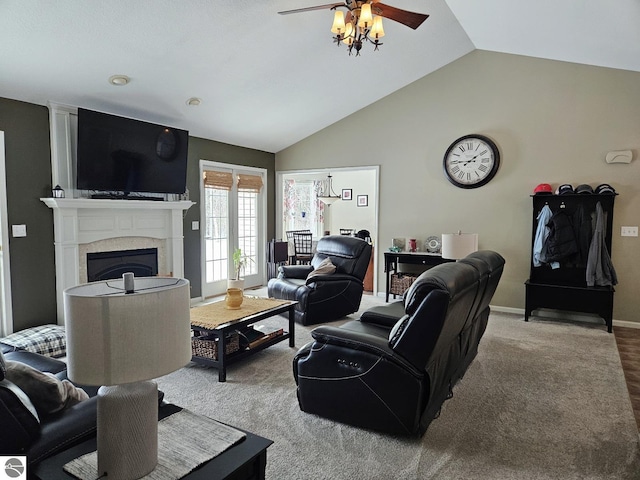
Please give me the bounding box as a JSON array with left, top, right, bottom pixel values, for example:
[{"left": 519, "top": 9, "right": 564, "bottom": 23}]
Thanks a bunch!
[{"left": 267, "top": 235, "right": 372, "bottom": 325}]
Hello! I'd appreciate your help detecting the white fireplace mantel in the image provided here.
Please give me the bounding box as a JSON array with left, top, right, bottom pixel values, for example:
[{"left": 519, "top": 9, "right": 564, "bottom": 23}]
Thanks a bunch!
[{"left": 42, "top": 198, "right": 194, "bottom": 323}]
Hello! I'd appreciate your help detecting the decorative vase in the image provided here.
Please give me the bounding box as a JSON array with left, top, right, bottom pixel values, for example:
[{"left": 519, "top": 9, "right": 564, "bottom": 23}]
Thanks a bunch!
[{"left": 225, "top": 288, "right": 244, "bottom": 310}]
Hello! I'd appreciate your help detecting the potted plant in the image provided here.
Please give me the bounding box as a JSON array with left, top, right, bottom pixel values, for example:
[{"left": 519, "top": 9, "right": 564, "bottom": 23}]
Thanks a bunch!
[{"left": 228, "top": 248, "right": 252, "bottom": 290}]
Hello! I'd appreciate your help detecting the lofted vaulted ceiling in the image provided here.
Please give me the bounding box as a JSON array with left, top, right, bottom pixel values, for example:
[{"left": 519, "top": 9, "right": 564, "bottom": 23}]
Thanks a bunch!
[{"left": 1, "top": 0, "right": 639, "bottom": 153}]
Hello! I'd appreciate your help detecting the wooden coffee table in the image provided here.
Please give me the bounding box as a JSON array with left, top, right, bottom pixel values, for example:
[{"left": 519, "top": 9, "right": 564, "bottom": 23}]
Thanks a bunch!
[{"left": 190, "top": 298, "right": 296, "bottom": 382}]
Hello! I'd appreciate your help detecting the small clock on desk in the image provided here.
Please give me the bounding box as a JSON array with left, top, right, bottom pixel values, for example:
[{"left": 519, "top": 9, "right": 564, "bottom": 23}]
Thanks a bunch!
[
  {"left": 443, "top": 134, "right": 500, "bottom": 189},
  {"left": 425, "top": 236, "right": 441, "bottom": 253}
]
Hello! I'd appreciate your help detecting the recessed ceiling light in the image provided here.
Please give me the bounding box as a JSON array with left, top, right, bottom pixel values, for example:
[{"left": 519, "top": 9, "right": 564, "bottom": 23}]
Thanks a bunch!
[
  {"left": 186, "top": 97, "right": 202, "bottom": 106},
  {"left": 108, "top": 75, "right": 130, "bottom": 86}
]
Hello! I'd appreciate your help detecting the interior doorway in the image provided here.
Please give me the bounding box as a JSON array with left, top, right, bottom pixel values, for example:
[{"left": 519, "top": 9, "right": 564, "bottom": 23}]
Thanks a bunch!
[
  {"left": 276, "top": 166, "right": 379, "bottom": 294},
  {"left": 0, "top": 131, "right": 13, "bottom": 336}
]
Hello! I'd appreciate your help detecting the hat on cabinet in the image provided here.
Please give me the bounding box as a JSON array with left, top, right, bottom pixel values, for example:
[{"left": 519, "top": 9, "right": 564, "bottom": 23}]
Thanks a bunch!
[
  {"left": 556, "top": 184, "right": 574, "bottom": 195},
  {"left": 575, "top": 184, "right": 594, "bottom": 194},
  {"left": 595, "top": 183, "right": 616, "bottom": 195},
  {"left": 533, "top": 183, "right": 553, "bottom": 195}
]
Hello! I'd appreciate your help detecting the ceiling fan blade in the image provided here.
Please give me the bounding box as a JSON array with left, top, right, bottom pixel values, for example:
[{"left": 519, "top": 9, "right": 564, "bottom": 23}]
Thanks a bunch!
[
  {"left": 373, "top": 3, "right": 429, "bottom": 30},
  {"left": 278, "top": 3, "right": 344, "bottom": 15}
]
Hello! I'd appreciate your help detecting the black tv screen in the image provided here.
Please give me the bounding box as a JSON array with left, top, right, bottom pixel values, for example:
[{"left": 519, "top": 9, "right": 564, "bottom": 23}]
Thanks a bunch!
[{"left": 77, "top": 108, "right": 189, "bottom": 195}]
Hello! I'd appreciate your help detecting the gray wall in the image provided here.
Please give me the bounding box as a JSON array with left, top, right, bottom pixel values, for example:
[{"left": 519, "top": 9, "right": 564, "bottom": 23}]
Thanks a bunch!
[
  {"left": 0, "top": 97, "right": 275, "bottom": 331},
  {"left": 0, "top": 98, "right": 56, "bottom": 332},
  {"left": 276, "top": 50, "right": 640, "bottom": 324}
]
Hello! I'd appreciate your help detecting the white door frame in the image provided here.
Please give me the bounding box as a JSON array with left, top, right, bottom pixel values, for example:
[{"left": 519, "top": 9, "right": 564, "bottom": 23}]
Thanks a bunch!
[
  {"left": 199, "top": 160, "right": 267, "bottom": 299},
  {"left": 275, "top": 165, "right": 379, "bottom": 295},
  {"left": 0, "top": 131, "right": 14, "bottom": 336}
]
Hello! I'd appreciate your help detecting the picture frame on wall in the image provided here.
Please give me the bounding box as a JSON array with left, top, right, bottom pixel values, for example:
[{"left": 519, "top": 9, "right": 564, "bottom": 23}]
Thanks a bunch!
[
  {"left": 342, "top": 189, "right": 352, "bottom": 200},
  {"left": 357, "top": 194, "right": 368, "bottom": 207}
]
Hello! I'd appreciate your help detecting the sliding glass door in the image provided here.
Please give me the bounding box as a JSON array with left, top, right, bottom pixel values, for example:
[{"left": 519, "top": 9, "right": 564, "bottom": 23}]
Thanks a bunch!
[{"left": 200, "top": 161, "right": 265, "bottom": 299}]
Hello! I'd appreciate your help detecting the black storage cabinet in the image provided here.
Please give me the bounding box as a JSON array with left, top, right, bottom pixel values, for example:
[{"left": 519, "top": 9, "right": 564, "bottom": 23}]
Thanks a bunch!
[{"left": 525, "top": 193, "right": 616, "bottom": 332}]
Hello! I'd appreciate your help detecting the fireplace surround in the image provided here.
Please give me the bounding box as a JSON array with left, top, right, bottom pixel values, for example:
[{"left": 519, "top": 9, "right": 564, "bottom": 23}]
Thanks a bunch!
[{"left": 41, "top": 197, "right": 194, "bottom": 323}]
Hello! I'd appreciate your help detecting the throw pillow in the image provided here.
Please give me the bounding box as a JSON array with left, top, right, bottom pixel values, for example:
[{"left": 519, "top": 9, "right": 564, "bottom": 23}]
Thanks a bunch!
[
  {"left": 5, "top": 361, "right": 89, "bottom": 416},
  {"left": 306, "top": 257, "right": 336, "bottom": 281},
  {"left": 1, "top": 325, "right": 66, "bottom": 358}
]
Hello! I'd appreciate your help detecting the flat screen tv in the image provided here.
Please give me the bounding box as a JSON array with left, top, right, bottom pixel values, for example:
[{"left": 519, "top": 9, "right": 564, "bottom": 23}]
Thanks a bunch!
[{"left": 76, "top": 108, "right": 189, "bottom": 195}]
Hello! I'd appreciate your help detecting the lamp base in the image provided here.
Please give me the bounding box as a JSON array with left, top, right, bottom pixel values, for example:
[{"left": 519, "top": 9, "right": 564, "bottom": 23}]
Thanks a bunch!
[{"left": 97, "top": 381, "right": 158, "bottom": 480}]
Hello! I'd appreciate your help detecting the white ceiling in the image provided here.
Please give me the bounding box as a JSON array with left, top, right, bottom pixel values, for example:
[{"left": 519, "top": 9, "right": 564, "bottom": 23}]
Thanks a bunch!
[{"left": 1, "top": 1, "right": 638, "bottom": 153}]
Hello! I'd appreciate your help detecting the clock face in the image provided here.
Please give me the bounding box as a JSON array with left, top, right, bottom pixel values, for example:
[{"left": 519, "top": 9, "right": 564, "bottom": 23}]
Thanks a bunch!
[{"left": 443, "top": 134, "right": 500, "bottom": 189}]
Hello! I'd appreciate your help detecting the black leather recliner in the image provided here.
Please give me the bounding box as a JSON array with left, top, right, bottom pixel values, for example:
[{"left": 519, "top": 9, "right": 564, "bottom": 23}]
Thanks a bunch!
[
  {"left": 267, "top": 235, "right": 372, "bottom": 325},
  {"left": 292, "top": 250, "right": 505, "bottom": 435}
]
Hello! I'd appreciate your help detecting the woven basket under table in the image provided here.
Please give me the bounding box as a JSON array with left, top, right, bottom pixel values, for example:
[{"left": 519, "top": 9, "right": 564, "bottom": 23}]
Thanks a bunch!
[
  {"left": 390, "top": 273, "right": 418, "bottom": 296},
  {"left": 191, "top": 332, "right": 240, "bottom": 361}
]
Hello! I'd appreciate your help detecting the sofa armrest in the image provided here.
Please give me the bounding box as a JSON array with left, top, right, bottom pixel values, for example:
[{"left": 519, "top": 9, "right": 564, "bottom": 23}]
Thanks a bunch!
[
  {"left": 310, "top": 325, "right": 422, "bottom": 376},
  {"left": 305, "top": 273, "right": 362, "bottom": 286},
  {"left": 27, "top": 397, "right": 98, "bottom": 466},
  {"left": 279, "top": 265, "right": 313, "bottom": 279},
  {"left": 360, "top": 301, "right": 405, "bottom": 328},
  {"left": 4, "top": 351, "right": 66, "bottom": 375}
]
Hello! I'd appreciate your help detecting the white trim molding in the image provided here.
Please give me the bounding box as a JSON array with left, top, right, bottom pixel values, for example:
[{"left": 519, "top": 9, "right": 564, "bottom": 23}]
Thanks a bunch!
[{"left": 42, "top": 198, "right": 194, "bottom": 324}]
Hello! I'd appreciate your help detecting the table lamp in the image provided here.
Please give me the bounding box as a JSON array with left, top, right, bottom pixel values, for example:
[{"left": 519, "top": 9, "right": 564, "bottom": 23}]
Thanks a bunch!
[
  {"left": 441, "top": 231, "right": 479, "bottom": 260},
  {"left": 64, "top": 274, "right": 191, "bottom": 480}
]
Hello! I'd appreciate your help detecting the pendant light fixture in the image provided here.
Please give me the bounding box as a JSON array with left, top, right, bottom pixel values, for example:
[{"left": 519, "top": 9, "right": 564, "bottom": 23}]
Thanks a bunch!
[{"left": 317, "top": 174, "right": 341, "bottom": 206}]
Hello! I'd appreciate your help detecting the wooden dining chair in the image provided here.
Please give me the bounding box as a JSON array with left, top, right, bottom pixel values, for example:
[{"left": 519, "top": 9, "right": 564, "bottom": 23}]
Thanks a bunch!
[
  {"left": 292, "top": 232, "right": 314, "bottom": 265},
  {"left": 286, "top": 230, "right": 311, "bottom": 264}
]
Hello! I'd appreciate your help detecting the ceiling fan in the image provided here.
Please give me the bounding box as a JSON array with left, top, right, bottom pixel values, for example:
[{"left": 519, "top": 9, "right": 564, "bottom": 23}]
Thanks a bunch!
[{"left": 278, "top": 0, "right": 429, "bottom": 56}]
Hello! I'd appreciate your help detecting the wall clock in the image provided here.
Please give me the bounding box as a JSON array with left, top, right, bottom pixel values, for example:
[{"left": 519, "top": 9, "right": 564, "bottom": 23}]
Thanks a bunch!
[{"left": 443, "top": 134, "right": 500, "bottom": 189}]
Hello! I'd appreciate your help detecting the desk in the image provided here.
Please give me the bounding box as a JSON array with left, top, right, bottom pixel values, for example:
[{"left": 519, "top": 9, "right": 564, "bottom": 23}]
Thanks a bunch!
[
  {"left": 384, "top": 252, "right": 453, "bottom": 302},
  {"left": 32, "top": 404, "right": 273, "bottom": 480}
]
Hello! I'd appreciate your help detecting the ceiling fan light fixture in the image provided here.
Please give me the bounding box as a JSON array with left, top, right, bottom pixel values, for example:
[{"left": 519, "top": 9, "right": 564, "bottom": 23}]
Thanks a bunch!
[{"left": 279, "top": 0, "right": 428, "bottom": 57}]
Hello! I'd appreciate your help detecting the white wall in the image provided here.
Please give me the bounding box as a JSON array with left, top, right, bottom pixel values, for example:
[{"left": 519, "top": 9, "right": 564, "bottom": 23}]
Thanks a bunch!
[{"left": 280, "top": 169, "right": 376, "bottom": 238}]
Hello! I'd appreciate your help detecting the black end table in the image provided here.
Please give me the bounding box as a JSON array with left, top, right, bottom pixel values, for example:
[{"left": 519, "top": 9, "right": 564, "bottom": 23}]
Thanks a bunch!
[{"left": 32, "top": 404, "right": 273, "bottom": 480}]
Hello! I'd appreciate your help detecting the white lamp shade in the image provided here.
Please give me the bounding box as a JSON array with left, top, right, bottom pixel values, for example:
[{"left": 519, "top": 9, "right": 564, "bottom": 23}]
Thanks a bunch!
[
  {"left": 343, "top": 22, "right": 354, "bottom": 44},
  {"left": 441, "top": 233, "right": 479, "bottom": 260},
  {"left": 370, "top": 16, "right": 385, "bottom": 38},
  {"left": 64, "top": 277, "right": 191, "bottom": 386},
  {"left": 358, "top": 3, "right": 373, "bottom": 28},
  {"left": 331, "top": 10, "right": 346, "bottom": 34}
]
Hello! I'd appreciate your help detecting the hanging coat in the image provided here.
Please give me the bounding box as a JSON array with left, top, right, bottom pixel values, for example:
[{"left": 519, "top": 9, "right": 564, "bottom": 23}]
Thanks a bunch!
[
  {"left": 533, "top": 205, "right": 555, "bottom": 267},
  {"left": 543, "top": 210, "right": 578, "bottom": 263},
  {"left": 586, "top": 201, "right": 618, "bottom": 287}
]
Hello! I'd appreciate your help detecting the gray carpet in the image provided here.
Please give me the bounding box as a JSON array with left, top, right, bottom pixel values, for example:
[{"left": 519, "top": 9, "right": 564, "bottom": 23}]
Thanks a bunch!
[{"left": 156, "top": 293, "right": 640, "bottom": 479}]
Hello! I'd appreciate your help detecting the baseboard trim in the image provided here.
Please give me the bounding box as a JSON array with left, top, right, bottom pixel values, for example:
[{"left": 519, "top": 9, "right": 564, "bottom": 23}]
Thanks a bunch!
[{"left": 490, "top": 305, "right": 640, "bottom": 330}]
